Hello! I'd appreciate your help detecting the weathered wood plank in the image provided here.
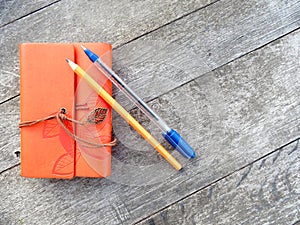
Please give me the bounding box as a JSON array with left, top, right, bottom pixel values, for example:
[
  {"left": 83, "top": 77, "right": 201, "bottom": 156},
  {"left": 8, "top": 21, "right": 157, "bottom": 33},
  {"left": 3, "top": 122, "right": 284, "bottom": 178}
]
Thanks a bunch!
[
  {"left": 0, "top": 0, "right": 216, "bottom": 103},
  {"left": 1, "top": 23, "right": 300, "bottom": 225},
  {"left": 113, "top": 0, "right": 300, "bottom": 109},
  {"left": 0, "top": 0, "right": 57, "bottom": 27},
  {"left": 1, "top": 0, "right": 300, "bottom": 104},
  {"left": 137, "top": 140, "right": 300, "bottom": 225},
  {"left": 0, "top": 96, "right": 20, "bottom": 172}
]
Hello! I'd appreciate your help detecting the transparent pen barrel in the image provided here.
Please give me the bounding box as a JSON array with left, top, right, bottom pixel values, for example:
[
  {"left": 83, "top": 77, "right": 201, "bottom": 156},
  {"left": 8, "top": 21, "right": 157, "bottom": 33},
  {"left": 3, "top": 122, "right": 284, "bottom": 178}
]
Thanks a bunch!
[{"left": 94, "top": 60, "right": 171, "bottom": 133}]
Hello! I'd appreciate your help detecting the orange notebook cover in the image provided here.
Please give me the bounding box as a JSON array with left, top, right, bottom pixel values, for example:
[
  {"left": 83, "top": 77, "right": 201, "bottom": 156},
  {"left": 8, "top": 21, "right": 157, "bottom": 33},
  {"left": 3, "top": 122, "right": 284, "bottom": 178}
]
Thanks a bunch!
[{"left": 20, "top": 43, "right": 113, "bottom": 179}]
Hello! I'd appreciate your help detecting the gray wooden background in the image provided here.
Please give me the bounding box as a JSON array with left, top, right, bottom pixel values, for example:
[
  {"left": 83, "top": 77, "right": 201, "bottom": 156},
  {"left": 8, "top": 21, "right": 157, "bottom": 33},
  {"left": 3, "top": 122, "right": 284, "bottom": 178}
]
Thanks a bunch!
[{"left": 1, "top": 0, "right": 299, "bottom": 224}]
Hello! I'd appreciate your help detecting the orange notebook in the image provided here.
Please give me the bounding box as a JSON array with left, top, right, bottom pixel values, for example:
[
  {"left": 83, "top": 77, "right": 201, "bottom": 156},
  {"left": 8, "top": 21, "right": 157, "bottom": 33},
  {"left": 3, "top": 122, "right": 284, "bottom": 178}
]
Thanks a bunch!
[{"left": 20, "top": 43, "right": 113, "bottom": 179}]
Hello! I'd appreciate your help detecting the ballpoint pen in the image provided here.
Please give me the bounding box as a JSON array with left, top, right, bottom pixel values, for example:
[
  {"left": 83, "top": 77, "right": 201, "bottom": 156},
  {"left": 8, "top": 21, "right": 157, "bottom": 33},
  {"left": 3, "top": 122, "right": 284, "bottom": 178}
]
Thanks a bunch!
[
  {"left": 81, "top": 46, "right": 195, "bottom": 159},
  {"left": 65, "top": 59, "right": 182, "bottom": 170}
]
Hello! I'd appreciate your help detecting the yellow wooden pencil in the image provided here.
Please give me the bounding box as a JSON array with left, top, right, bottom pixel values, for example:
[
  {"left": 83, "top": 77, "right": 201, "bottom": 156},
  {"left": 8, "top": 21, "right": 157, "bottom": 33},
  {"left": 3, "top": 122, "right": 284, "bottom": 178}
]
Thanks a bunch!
[{"left": 66, "top": 59, "right": 182, "bottom": 170}]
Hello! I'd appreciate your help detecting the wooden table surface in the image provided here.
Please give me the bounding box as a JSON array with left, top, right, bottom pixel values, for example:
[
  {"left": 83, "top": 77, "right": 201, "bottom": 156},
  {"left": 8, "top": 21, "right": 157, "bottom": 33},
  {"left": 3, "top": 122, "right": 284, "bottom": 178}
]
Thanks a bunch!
[{"left": 1, "top": 0, "right": 299, "bottom": 224}]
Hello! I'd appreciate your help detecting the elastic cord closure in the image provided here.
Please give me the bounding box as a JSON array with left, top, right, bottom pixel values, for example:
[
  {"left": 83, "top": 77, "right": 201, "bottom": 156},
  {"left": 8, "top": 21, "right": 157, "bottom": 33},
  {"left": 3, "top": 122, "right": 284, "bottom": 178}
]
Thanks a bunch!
[{"left": 19, "top": 108, "right": 116, "bottom": 148}]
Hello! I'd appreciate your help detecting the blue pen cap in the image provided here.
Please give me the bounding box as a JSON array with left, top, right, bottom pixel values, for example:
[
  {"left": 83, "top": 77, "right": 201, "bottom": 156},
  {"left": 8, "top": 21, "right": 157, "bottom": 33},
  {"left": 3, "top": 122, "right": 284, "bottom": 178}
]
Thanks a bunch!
[
  {"left": 163, "top": 129, "right": 196, "bottom": 158},
  {"left": 83, "top": 48, "right": 99, "bottom": 62}
]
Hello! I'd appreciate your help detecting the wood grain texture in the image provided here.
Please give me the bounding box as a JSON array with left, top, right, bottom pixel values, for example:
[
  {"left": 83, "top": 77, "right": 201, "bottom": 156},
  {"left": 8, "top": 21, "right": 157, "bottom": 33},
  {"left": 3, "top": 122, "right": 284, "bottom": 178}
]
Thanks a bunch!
[
  {"left": 112, "top": 0, "right": 300, "bottom": 109},
  {"left": 0, "top": 0, "right": 58, "bottom": 27},
  {"left": 0, "top": 0, "right": 215, "bottom": 103},
  {"left": 1, "top": 0, "right": 300, "bottom": 104},
  {"left": 1, "top": 24, "right": 300, "bottom": 225},
  {"left": 137, "top": 140, "right": 300, "bottom": 225},
  {"left": 0, "top": 97, "right": 20, "bottom": 172}
]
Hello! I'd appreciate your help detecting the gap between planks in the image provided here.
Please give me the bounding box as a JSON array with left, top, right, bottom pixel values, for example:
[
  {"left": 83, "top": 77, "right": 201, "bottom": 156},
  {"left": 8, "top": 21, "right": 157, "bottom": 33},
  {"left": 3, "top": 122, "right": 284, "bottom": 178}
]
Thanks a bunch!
[
  {"left": 2, "top": 25, "right": 300, "bottom": 107},
  {"left": 0, "top": 0, "right": 220, "bottom": 31},
  {"left": 130, "top": 25, "right": 300, "bottom": 106},
  {"left": 0, "top": 163, "right": 20, "bottom": 176},
  {"left": 0, "top": 0, "right": 62, "bottom": 29},
  {"left": 133, "top": 136, "right": 300, "bottom": 224},
  {"left": 112, "top": 0, "right": 221, "bottom": 50},
  {"left": 1, "top": 0, "right": 299, "bottom": 105},
  {"left": 0, "top": 0, "right": 221, "bottom": 105},
  {"left": 0, "top": 94, "right": 19, "bottom": 106}
]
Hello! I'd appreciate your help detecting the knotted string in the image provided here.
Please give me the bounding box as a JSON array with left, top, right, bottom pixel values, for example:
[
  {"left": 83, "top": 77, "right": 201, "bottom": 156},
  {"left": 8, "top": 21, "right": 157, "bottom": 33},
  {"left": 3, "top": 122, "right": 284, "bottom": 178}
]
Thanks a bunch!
[{"left": 19, "top": 108, "right": 117, "bottom": 148}]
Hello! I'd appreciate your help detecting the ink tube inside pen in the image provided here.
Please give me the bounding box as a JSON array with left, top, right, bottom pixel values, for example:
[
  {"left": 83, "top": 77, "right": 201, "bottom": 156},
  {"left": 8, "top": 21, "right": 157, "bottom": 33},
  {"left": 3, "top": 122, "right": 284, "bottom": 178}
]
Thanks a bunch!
[{"left": 94, "top": 58, "right": 171, "bottom": 133}]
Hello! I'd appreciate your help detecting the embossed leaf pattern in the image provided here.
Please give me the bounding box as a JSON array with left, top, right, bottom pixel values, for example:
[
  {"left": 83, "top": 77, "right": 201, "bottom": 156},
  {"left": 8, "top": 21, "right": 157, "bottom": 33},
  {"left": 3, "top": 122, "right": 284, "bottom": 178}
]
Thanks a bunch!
[
  {"left": 42, "top": 115, "right": 60, "bottom": 138},
  {"left": 52, "top": 152, "right": 81, "bottom": 175},
  {"left": 52, "top": 153, "right": 74, "bottom": 175}
]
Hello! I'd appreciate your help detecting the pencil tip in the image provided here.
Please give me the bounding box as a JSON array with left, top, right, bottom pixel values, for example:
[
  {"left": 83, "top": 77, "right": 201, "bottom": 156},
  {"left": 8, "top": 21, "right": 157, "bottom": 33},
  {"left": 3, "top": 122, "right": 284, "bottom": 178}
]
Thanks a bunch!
[
  {"left": 80, "top": 45, "right": 87, "bottom": 51},
  {"left": 65, "top": 58, "right": 77, "bottom": 70}
]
